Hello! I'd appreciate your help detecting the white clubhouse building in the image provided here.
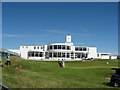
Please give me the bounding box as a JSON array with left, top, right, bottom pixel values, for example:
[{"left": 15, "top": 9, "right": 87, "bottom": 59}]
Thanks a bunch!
[{"left": 9, "top": 35, "right": 114, "bottom": 61}]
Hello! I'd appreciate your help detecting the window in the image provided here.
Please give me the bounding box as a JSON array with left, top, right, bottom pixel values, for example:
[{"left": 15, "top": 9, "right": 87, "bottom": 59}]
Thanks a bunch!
[
  {"left": 45, "top": 52, "right": 49, "bottom": 57},
  {"left": 28, "top": 52, "right": 33, "bottom": 57},
  {"left": 67, "top": 46, "right": 70, "bottom": 50},
  {"left": 101, "top": 54, "right": 108, "bottom": 56},
  {"left": 49, "top": 52, "right": 52, "bottom": 57},
  {"left": 67, "top": 53, "right": 70, "bottom": 58},
  {"left": 62, "top": 53, "right": 65, "bottom": 57},
  {"left": 31, "top": 52, "right": 34, "bottom": 57},
  {"left": 97, "top": 54, "right": 99, "bottom": 57},
  {"left": 35, "top": 52, "right": 39, "bottom": 57},
  {"left": 28, "top": 52, "right": 34, "bottom": 57},
  {"left": 28, "top": 52, "right": 44, "bottom": 57},
  {"left": 58, "top": 52, "right": 61, "bottom": 57},
  {"left": 71, "top": 52, "right": 74, "bottom": 58},
  {"left": 75, "top": 47, "right": 78, "bottom": 51},
  {"left": 41, "top": 46, "right": 43, "bottom": 49},
  {"left": 37, "top": 47, "right": 39, "bottom": 49},
  {"left": 62, "top": 45, "right": 65, "bottom": 49},
  {"left": 53, "top": 52, "right": 57, "bottom": 57},
  {"left": 39, "top": 52, "right": 43, "bottom": 57},
  {"left": 79, "top": 47, "right": 82, "bottom": 51},
  {"left": 50, "top": 45, "right": 52, "bottom": 50},
  {"left": 26, "top": 46, "right": 28, "bottom": 48},
  {"left": 54, "top": 45, "right": 57, "bottom": 49},
  {"left": 83, "top": 47, "right": 87, "bottom": 51},
  {"left": 34, "top": 46, "right": 36, "bottom": 49},
  {"left": 77, "top": 53, "right": 81, "bottom": 58},
  {"left": 58, "top": 45, "right": 61, "bottom": 49},
  {"left": 22, "top": 46, "right": 24, "bottom": 48}
]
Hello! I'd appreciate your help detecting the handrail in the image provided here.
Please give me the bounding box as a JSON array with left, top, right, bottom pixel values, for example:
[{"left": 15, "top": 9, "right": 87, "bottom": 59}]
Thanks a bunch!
[{"left": 0, "top": 83, "right": 12, "bottom": 90}]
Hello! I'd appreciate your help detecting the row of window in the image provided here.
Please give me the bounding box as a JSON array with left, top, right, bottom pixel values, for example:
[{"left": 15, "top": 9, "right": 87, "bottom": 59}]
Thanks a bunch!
[
  {"left": 28, "top": 51, "right": 87, "bottom": 58},
  {"left": 48, "top": 52, "right": 87, "bottom": 58},
  {"left": 28, "top": 52, "right": 44, "bottom": 57},
  {"left": 34, "top": 46, "right": 43, "bottom": 49},
  {"left": 22, "top": 46, "right": 43, "bottom": 49},
  {"left": 22, "top": 46, "right": 28, "bottom": 48},
  {"left": 48, "top": 52, "right": 70, "bottom": 58},
  {"left": 75, "top": 53, "right": 87, "bottom": 58},
  {"left": 75, "top": 47, "right": 87, "bottom": 51},
  {"left": 48, "top": 45, "right": 71, "bottom": 50},
  {"left": 22, "top": 46, "right": 87, "bottom": 51}
]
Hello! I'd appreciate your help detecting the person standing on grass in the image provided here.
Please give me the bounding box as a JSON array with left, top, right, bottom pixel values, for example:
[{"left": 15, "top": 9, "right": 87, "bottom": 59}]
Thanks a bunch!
[
  {"left": 58, "top": 59, "right": 62, "bottom": 67},
  {"left": 0, "top": 53, "right": 2, "bottom": 64},
  {"left": 106, "top": 61, "right": 109, "bottom": 65},
  {"left": 62, "top": 59, "right": 65, "bottom": 68},
  {"left": 6, "top": 54, "right": 11, "bottom": 66}
]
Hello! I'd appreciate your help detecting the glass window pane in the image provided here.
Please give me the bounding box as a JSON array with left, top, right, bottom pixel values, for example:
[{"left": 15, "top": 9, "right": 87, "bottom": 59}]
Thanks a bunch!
[
  {"left": 50, "top": 45, "right": 52, "bottom": 50},
  {"left": 58, "top": 45, "right": 61, "bottom": 49},
  {"left": 62, "top": 45, "right": 65, "bottom": 49},
  {"left": 54, "top": 45, "right": 57, "bottom": 49}
]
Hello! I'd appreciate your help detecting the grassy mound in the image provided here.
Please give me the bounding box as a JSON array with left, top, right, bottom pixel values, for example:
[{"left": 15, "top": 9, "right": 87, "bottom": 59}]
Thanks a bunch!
[{"left": 2, "top": 56, "right": 119, "bottom": 88}]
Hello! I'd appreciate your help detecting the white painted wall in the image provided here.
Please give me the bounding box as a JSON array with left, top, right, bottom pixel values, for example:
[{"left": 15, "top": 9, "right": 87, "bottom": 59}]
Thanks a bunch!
[
  {"left": 111, "top": 56, "right": 117, "bottom": 59},
  {"left": 19, "top": 45, "right": 44, "bottom": 59},
  {"left": 8, "top": 49, "right": 20, "bottom": 55},
  {"left": 66, "top": 35, "right": 71, "bottom": 42},
  {"left": 97, "top": 53, "right": 111, "bottom": 59},
  {"left": 88, "top": 47, "right": 97, "bottom": 58},
  {"left": 100, "top": 56, "right": 110, "bottom": 59}
]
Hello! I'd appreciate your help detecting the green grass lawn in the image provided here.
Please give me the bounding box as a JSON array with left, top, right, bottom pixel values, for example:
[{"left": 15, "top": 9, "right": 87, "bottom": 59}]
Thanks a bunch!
[{"left": 2, "top": 56, "right": 119, "bottom": 88}]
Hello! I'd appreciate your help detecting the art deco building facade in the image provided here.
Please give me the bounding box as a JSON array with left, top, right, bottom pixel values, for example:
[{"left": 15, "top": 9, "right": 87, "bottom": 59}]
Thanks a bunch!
[{"left": 18, "top": 35, "right": 111, "bottom": 61}]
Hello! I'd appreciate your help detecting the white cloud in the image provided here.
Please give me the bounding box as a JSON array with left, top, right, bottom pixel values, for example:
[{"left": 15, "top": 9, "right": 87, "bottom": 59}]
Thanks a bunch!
[
  {"left": 3, "top": 34, "right": 48, "bottom": 37},
  {"left": 42, "top": 29, "right": 92, "bottom": 36},
  {"left": 3, "top": 34, "right": 17, "bottom": 37},
  {"left": 74, "top": 42, "right": 86, "bottom": 45},
  {"left": 42, "top": 30, "right": 68, "bottom": 34}
]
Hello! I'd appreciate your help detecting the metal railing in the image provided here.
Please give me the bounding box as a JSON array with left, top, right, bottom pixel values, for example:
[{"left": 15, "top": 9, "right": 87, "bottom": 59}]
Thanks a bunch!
[{"left": 0, "top": 48, "right": 19, "bottom": 56}]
